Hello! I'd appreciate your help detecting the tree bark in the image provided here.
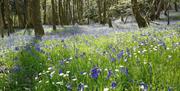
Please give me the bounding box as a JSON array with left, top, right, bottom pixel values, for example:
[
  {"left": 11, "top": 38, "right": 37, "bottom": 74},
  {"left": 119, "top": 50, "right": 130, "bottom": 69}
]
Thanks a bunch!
[
  {"left": 131, "top": 0, "right": 148, "bottom": 28},
  {"left": 97, "top": 0, "right": 103, "bottom": 24},
  {"left": 174, "top": 2, "right": 178, "bottom": 12},
  {"left": 0, "top": 0, "right": 4, "bottom": 38},
  {"left": 43, "top": 0, "right": 47, "bottom": 24},
  {"left": 30, "top": 0, "right": 44, "bottom": 36},
  {"left": 15, "top": 0, "right": 25, "bottom": 28},
  {"left": 51, "top": 0, "right": 57, "bottom": 30}
]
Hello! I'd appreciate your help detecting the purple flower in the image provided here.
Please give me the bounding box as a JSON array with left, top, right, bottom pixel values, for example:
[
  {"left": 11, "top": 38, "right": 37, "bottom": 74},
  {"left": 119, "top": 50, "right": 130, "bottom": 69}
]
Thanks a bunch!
[
  {"left": 66, "top": 84, "right": 72, "bottom": 90},
  {"left": 110, "top": 57, "right": 116, "bottom": 62},
  {"left": 78, "top": 83, "right": 84, "bottom": 91},
  {"left": 15, "top": 47, "right": 19, "bottom": 51},
  {"left": 126, "top": 48, "right": 131, "bottom": 57},
  {"left": 111, "top": 81, "right": 117, "bottom": 89},
  {"left": 91, "top": 67, "right": 100, "bottom": 79},
  {"left": 117, "top": 50, "right": 124, "bottom": 60},
  {"left": 107, "top": 70, "right": 112, "bottom": 79},
  {"left": 112, "top": 48, "right": 116, "bottom": 53},
  {"left": 59, "top": 69, "right": 63, "bottom": 74},
  {"left": 168, "top": 87, "right": 172, "bottom": 91},
  {"left": 140, "top": 82, "right": 148, "bottom": 91},
  {"left": 158, "top": 41, "right": 166, "bottom": 49},
  {"left": 120, "top": 66, "right": 128, "bottom": 76},
  {"left": 12, "top": 65, "right": 20, "bottom": 73}
]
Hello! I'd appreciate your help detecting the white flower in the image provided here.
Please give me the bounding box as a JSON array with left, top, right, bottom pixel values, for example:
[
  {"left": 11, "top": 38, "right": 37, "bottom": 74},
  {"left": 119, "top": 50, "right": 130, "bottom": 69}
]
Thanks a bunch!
[
  {"left": 59, "top": 73, "right": 64, "bottom": 76},
  {"left": 82, "top": 72, "right": 87, "bottom": 75},
  {"left": 115, "top": 69, "right": 119, "bottom": 72},
  {"left": 56, "top": 81, "right": 63, "bottom": 85},
  {"left": 72, "top": 78, "right": 77, "bottom": 81},
  {"left": 103, "top": 88, "right": 109, "bottom": 91},
  {"left": 66, "top": 71, "right": 70, "bottom": 74},
  {"left": 104, "top": 68, "right": 108, "bottom": 71},
  {"left": 84, "top": 85, "right": 88, "bottom": 88}
]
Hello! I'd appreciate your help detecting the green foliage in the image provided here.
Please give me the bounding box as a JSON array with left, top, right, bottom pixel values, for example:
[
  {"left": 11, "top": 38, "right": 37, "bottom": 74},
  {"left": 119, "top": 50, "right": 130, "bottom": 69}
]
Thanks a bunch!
[{"left": 0, "top": 28, "right": 180, "bottom": 90}]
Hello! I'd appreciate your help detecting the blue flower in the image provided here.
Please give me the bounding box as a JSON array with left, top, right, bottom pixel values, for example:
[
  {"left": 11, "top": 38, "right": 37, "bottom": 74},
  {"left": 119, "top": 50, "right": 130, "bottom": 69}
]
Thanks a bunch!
[
  {"left": 117, "top": 50, "right": 124, "bottom": 60},
  {"left": 66, "top": 84, "right": 72, "bottom": 90},
  {"left": 168, "top": 87, "right": 172, "bottom": 91},
  {"left": 120, "top": 66, "right": 128, "bottom": 76},
  {"left": 107, "top": 70, "right": 112, "bottom": 79},
  {"left": 15, "top": 47, "right": 19, "bottom": 51},
  {"left": 59, "top": 69, "right": 63, "bottom": 74},
  {"left": 12, "top": 65, "right": 20, "bottom": 73},
  {"left": 78, "top": 83, "right": 84, "bottom": 91},
  {"left": 140, "top": 82, "right": 148, "bottom": 91},
  {"left": 111, "top": 81, "right": 117, "bottom": 89},
  {"left": 91, "top": 67, "right": 100, "bottom": 79},
  {"left": 110, "top": 57, "right": 116, "bottom": 62}
]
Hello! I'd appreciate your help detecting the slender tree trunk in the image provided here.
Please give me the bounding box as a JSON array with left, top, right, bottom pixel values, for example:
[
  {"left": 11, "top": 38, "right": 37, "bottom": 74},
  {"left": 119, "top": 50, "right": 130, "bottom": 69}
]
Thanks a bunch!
[
  {"left": 43, "top": 0, "right": 47, "bottom": 24},
  {"left": 174, "top": 2, "right": 178, "bottom": 12},
  {"left": 103, "top": 0, "right": 107, "bottom": 25},
  {"left": 4, "top": 0, "right": 13, "bottom": 35},
  {"left": 15, "top": 0, "right": 25, "bottom": 28},
  {"left": 97, "top": 0, "right": 103, "bottom": 24},
  {"left": 51, "top": 0, "right": 57, "bottom": 30},
  {"left": 0, "top": 0, "right": 4, "bottom": 38},
  {"left": 155, "top": 0, "right": 164, "bottom": 19},
  {"left": 30, "top": 0, "right": 44, "bottom": 36},
  {"left": 131, "top": 0, "right": 148, "bottom": 28}
]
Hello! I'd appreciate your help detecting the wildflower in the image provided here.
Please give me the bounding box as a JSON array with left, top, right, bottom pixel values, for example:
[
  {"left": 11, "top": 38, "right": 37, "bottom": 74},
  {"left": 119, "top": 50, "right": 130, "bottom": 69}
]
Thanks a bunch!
[
  {"left": 56, "top": 81, "right": 63, "bottom": 85},
  {"left": 66, "top": 71, "right": 70, "bottom": 74},
  {"left": 139, "top": 82, "right": 148, "bottom": 91},
  {"left": 168, "top": 87, "right": 172, "bottom": 91},
  {"left": 66, "top": 84, "right": 72, "bottom": 90},
  {"left": 117, "top": 50, "right": 124, "bottom": 60},
  {"left": 78, "top": 83, "right": 84, "bottom": 91},
  {"left": 111, "top": 81, "right": 117, "bottom": 89},
  {"left": 59, "top": 69, "right": 63, "bottom": 74},
  {"left": 80, "top": 72, "right": 87, "bottom": 75},
  {"left": 15, "top": 47, "right": 19, "bottom": 51},
  {"left": 110, "top": 57, "right": 116, "bottom": 62},
  {"left": 50, "top": 71, "right": 55, "bottom": 78},
  {"left": 120, "top": 66, "right": 128, "bottom": 76},
  {"left": 72, "top": 78, "right": 77, "bottom": 81},
  {"left": 104, "top": 87, "right": 109, "bottom": 91},
  {"left": 91, "top": 67, "right": 100, "bottom": 79},
  {"left": 107, "top": 70, "right": 112, "bottom": 79},
  {"left": 12, "top": 65, "right": 20, "bottom": 73},
  {"left": 48, "top": 66, "right": 53, "bottom": 70}
]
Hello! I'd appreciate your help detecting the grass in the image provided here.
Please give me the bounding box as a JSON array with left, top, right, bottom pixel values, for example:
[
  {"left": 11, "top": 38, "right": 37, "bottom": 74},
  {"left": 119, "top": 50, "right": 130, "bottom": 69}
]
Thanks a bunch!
[{"left": 0, "top": 28, "right": 180, "bottom": 91}]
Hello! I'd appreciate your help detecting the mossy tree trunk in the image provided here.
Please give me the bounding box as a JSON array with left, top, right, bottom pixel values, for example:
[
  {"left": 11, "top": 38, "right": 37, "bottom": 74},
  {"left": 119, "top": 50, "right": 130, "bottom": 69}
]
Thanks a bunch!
[
  {"left": 51, "top": 0, "right": 58, "bottom": 30},
  {"left": 131, "top": 0, "right": 149, "bottom": 28},
  {"left": 30, "top": 0, "right": 44, "bottom": 37},
  {"left": 0, "top": 0, "right": 4, "bottom": 38}
]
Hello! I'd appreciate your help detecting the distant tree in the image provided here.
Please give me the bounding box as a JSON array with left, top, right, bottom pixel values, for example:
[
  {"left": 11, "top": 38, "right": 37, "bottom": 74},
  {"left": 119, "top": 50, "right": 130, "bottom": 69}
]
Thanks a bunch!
[
  {"left": 0, "top": 0, "right": 4, "bottom": 38},
  {"left": 43, "top": 0, "right": 47, "bottom": 24},
  {"left": 131, "top": 0, "right": 149, "bottom": 28},
  {"left": 51, "top": 0, "right": 58, "bottom": 30},
  {"left": 4, "top": 0, "right": 14, "bottom": 35},
  {"left": 30, "top": 0, "right": 44, "bottom": 36}
]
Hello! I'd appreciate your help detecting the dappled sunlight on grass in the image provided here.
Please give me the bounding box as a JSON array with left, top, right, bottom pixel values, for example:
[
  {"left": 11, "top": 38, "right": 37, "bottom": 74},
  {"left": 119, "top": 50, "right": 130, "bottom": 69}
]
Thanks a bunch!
[{"left": 0, "top": 28, "right": 180, "bottom": 90}]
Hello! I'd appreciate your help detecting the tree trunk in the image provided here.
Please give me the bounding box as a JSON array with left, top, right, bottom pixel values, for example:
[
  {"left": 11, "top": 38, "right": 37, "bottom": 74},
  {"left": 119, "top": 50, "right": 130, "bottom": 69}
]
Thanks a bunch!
[
  {"left": 15, "top": 0, "right": 25, "bottom": 28},
  {"left": 155, "top": 0, "right": 164, "bottom": 19},
  {"left": 51, "top": 0, "right": 57, "bottom": 30},
  {"left": 103, "top": 0, "right": 107, "bottom": 25},
  {"left": 43, "top": 0, "right": 47, "bottom": 24},
  {"left": 131, "top": 0, "right": 148, "bottom": 28},
  {"left": 4, "top": 0, "right": 13, "bottom": 35},
  {"left": 174, "top": 2, "right": 178, "bottom": 12},
  {"left": 0, "top": 0, "right": 4, "bottom": 38},
  {"left": 97, "top": 0, "right": 103, "bottom": 24},
  {"left": 30, "top": 0, "right": 44, "bottom": 36}
]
